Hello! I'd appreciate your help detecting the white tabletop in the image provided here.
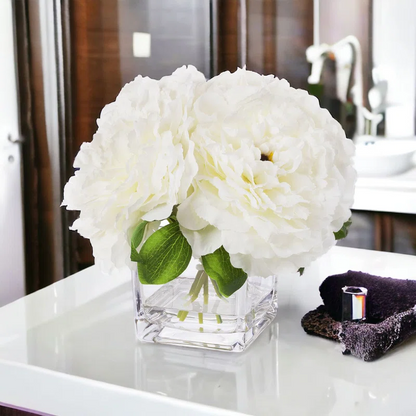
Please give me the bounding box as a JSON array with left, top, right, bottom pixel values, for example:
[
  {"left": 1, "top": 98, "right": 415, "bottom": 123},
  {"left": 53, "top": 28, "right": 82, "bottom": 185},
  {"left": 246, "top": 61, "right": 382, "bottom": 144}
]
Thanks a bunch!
[{"left": 1, "top": 246, "right": 416, "bottom": 416}]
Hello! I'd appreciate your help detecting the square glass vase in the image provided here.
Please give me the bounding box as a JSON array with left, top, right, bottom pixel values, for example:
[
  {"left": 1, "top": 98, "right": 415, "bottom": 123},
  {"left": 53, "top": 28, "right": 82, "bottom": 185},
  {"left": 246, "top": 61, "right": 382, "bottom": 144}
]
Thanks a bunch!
[{"left": 132, "top": 260, "right": 278, "bottom": 352}]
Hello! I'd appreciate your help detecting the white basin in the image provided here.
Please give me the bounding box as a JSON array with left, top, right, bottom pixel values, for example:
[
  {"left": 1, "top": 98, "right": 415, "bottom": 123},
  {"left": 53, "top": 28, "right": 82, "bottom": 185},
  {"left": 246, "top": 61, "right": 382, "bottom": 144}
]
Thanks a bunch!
[{"left": 354, "top": 139, "right": 416, "bottom": 177}]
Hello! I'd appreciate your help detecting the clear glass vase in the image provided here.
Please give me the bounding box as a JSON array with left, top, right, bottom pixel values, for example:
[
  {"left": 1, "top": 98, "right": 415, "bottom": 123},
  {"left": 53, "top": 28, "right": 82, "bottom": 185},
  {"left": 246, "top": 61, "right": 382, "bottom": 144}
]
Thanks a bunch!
[{"left": 132, "top": 259, "right": 278, "bottom": 352}]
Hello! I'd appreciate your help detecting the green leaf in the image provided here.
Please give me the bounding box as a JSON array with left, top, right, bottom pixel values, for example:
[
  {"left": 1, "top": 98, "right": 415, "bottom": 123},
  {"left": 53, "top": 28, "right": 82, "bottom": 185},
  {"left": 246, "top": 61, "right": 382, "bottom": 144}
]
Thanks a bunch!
[
  {"left": 136, "top": 222, "right": 192, "bottom": 285},
  {"left": 201, "top": 246, "right": 248, "bottom": 297},
  {"left": 130, "top": 221, "right": 148, "bottom": 262},
  {"left": 298, "top": 267, "right": 305, "bottom": 276},
  {"left": 334, "top": 218, "right": 352, "bottom": 240}
]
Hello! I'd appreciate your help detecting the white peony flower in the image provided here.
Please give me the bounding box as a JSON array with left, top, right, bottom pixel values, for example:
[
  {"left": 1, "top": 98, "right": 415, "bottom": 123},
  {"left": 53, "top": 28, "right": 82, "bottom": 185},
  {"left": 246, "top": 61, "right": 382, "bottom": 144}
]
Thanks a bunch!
[
  {"left": 177, "top": 68, "right": 356, "bottom": 277},
  {"left": 64, "top": 65, "right": 356, "bottom": 280},
  {"left": 63, "top": 66, "right": 206, "bottom": 272}
]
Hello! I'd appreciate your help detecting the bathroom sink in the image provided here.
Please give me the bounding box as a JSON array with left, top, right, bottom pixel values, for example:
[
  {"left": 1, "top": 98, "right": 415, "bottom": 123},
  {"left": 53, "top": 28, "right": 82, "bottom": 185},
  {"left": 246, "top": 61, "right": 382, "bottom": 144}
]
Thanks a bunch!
[{"left": 354, "top": 139, "right": 416, "bottom": 177}]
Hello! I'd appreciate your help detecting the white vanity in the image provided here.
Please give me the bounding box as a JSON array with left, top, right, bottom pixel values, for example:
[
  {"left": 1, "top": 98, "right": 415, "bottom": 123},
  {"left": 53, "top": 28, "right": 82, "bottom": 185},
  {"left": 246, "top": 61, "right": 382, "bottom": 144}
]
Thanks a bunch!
[
  {"left": 349, "top": 138, "right": 416, "bottom": 254},
  {"left": 353, "top": 140, "right": 416, "bottom": 215},
  {"left": 354, "top": 169, "right": 416, "bottom": 215}
]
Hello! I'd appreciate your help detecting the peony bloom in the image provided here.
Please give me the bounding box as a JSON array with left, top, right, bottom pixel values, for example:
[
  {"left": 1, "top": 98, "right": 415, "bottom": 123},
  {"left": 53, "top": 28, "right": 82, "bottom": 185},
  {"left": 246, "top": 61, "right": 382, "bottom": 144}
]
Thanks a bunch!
[
  {"left": 177, "top": 68, "right": 356, "bottom": 277},
  {"left": 63, "top": 66, "right": 205, "bottom": 272}
]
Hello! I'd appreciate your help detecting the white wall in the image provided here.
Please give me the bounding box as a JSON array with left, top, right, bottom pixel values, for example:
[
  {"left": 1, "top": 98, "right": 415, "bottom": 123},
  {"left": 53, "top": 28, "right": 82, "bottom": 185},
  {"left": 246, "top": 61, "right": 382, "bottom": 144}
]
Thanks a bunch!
[
  {"left": 0, "top": 0, "right": 26, "bottom": 305},
  {"left": 373, "top": 0, "right": 416, "bottom": 137}
]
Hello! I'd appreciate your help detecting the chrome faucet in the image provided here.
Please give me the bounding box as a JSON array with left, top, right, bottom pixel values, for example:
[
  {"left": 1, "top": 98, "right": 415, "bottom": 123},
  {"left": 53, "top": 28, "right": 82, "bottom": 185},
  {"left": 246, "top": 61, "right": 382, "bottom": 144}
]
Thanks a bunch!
[
  {"left": 306, "top": 35, "right": 365, "bottom": 139},
  {"left": 307, "top": 36, "right": 389, "bottom": 139}
]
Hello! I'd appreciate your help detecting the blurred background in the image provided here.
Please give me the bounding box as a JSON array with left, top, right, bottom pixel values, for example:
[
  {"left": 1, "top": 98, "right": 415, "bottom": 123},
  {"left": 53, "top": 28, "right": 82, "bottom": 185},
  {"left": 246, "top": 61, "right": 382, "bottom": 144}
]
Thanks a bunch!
[{"left": 1, "top": 0, "right": 416, "bottom": 307}]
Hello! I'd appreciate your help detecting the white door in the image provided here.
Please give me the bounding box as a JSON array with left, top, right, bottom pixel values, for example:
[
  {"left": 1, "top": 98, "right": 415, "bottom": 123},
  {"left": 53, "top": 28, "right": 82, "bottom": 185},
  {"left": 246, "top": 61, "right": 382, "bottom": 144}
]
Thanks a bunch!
[{"left": 0, "top": 0, "right": 26, "bottom": 306}]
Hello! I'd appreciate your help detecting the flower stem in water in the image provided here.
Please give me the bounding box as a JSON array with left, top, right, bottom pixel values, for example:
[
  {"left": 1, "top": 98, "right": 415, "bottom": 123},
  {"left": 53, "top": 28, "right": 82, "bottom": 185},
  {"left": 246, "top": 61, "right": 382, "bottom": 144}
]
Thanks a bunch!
[
  {"left": 187, "top": 271, "right": 207, "bottom": 304},
  {"left": 177, "top": 310, "right": 188, "bottom": 321},
  {"left": 198, "top": 311, "right": 204, "bottom": 333},
  {"left": 178, "top": 270, "right": 223, "bottom": 325},
  {"left": 203, "top": 275, "right": 209, "bottom": 305},
  {"left": 188, "top": 270, "right": 203, "bottom": 297}
]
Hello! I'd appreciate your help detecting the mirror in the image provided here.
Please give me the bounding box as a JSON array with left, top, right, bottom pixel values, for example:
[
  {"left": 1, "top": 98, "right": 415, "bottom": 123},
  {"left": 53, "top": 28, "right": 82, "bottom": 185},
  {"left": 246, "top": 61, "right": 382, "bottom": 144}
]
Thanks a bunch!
[{"left": 311, "top": 0, "right": 416, "bottom": 140}]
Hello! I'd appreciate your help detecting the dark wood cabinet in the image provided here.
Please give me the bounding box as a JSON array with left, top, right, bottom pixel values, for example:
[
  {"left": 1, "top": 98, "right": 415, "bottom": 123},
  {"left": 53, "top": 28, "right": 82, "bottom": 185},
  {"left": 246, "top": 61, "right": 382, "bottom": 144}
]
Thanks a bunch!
[
  {"left": 338, "top": 210, "right": 416, "bottom": 256},
  {"left": 0, "top": 406, "right": 35, "bottom": 416}
]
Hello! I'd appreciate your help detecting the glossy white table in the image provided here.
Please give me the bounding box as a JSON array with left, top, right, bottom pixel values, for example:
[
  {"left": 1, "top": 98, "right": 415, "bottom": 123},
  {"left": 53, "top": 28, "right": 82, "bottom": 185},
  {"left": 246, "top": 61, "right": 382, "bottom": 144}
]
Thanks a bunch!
[{"left": 1, "top": 246, "right": 416, "bottom": 416}]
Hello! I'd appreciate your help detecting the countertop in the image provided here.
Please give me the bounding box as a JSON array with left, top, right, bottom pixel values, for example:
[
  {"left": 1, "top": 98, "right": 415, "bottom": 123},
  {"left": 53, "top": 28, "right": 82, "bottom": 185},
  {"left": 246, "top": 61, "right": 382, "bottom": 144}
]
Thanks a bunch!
[
  {"left": 353, "top": 167, "right": 416, "bottom": 214},
  {"left": 1, "top": 246, "right": 416, "bottom": 415}
]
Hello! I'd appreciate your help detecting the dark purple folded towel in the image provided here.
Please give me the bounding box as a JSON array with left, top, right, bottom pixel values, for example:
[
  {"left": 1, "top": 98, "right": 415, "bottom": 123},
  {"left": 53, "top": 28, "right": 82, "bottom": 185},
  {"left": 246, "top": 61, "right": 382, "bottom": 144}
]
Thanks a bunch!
[
  {"left": 319, "top": 270, "right": 416, "bottom": 323},
  {"left": 301, "top": 271, "right": 416, "bottom": 361}
]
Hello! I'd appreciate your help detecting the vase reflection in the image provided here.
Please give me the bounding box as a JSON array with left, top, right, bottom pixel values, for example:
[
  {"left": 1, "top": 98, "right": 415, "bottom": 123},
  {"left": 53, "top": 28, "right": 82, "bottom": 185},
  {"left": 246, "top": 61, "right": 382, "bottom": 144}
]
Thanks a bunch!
[{"left": 134, "top": 323, "right": 279, "bottom": 415}]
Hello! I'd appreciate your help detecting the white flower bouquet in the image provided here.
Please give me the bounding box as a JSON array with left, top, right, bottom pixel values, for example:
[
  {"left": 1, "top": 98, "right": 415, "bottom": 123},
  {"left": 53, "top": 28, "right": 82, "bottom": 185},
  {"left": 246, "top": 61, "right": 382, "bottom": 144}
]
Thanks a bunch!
[{"left": 63, "top": 66, "right": 356, "bottom": 350}]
